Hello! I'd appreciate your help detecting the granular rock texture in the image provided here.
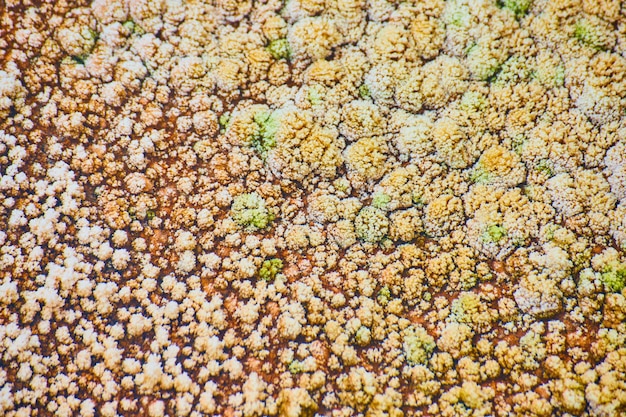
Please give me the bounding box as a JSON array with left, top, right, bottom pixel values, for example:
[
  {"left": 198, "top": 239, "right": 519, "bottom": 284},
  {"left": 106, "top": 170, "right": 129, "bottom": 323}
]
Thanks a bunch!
[{"left": 1, "top": 0, "right": 626, "bottom": 416}]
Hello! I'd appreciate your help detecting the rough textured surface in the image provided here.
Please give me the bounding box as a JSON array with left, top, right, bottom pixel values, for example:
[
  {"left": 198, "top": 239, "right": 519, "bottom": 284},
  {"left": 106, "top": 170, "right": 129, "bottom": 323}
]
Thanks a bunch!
[{"left": 1, "top": 0, "right": 626, "bottom": 416}]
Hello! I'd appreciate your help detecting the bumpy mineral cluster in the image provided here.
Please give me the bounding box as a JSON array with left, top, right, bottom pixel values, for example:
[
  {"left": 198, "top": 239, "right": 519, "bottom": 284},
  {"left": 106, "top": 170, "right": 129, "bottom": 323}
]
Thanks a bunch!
[{"left": 1, "top": 0, "right": 626, "bottom": 415}]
